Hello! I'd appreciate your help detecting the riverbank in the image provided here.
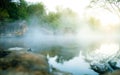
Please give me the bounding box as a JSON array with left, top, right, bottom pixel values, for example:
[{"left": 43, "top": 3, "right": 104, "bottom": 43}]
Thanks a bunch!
[{"left": 0, "top": 48, "right": 72, "bottom": 75}]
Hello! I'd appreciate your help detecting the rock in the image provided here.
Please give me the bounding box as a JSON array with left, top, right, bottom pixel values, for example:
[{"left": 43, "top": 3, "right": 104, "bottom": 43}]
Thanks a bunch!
[
  {"left": 90, "top": 61, "right": 120, "bottom": 75},
  {"left": 27, "top": 48, "right": 32, "bottom": 52},
  {"left": 90, "top": 62, "right": 109, "bottom": 74},
  {"left": 108, "top": 61, "right": 120, "bottom": 70},
  {"left": 0, "top": 49, "right": 50, "bottom": 75},
  {"left": 0, "top": 48, "right": 73, "bottom": 75}
]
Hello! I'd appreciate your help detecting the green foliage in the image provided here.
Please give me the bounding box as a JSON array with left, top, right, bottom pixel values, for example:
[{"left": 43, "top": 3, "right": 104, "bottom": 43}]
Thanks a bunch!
[
  {"left": 0, "top": 0, "right": 12, "bottom": 9},
  {"left": 43, "top": 8, "right": 78, "bottom": 31},
  {"left": 57, "top": 8, "right": 79, "bottom": 31},
  {"left": 26, "top": 3, "right": 47, "bottom": 25},
  {"left": 45, "top": 12, "right": 60, "bottom": 29},
  {"left": 17, "top": 0, "right": 28, "bottom": 19},
  {"left": 0, "top": 0, "right": 28, "bottom": 21},
  {"left": 0, "top": 0, "right": 79, "bottom": 32},
  {"left": 0, "top": 0, "right": 11, "bottom": 21},
  {"left": 7, "top": 2, "right": 19, "bottom": 20},
  {"left": 27, "top": 3, "right": 45, "bottom": 16},
  {"left": 88, "top": 16, "right": 100, "bottom": 29},
  {"left": 0, "top": 8, "right": 9, "bottom": 20}
]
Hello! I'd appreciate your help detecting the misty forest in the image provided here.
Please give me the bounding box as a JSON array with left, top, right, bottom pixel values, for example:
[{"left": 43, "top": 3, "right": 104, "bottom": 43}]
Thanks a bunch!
[{"left": 0, "top": 0, "right": 120, "bottom": 75}]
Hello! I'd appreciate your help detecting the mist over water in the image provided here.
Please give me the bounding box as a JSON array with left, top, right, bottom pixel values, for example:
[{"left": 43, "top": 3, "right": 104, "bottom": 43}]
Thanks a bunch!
[
  {"left": 1, "top": 0, "right": 120, "bottom": 75},
  {"left": 0, "top": 17, "right": 120, "bottom": 75}
]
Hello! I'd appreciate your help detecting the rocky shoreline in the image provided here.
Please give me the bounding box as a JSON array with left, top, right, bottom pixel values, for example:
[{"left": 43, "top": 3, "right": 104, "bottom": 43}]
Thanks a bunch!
[{"left": 0, "top": 48, "right": 72, "bottom": 75}]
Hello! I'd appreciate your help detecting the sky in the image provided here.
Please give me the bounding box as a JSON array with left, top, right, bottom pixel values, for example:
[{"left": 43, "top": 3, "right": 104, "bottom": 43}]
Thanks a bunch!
[{"left": 25, "top": 0, "right": 90, "bottom": 14}]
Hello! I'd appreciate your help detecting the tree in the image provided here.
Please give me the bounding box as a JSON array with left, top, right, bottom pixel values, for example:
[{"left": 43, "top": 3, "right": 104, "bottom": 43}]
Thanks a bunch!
[
  {"left": 56, "top": 8, "right": 79, "bottom": 33},
  {"left": 0, "top": 0, "right": 28, "bottom": 21},
  {"left": 17, "top": 0, "right": 28, "bottom": 19},
  {"left": 44, "top": 8, "right": 79, "bottom": 32},
  {"left": 0, "top": 8, "right": 9, "bottom": 20},
  {"left": 87, "top": 16, "right": 101, "bottom": 30},
  {"left": 89, "top": 0, "right": 120, "bottom": 18},
  {"left": 0, "top": 0, "right": 11, "bottom": 20},
  {"left": 0, "top": 0, "right": 12, "bottom": 9},
  {"left": 45, "top": 12, "right": 60, "bottom": 29},
  {"left": 27, "top": 3, "right": 45, "bottom": 17}
]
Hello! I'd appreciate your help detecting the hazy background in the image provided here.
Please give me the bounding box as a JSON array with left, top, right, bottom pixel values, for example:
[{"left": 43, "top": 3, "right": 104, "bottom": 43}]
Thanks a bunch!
[{"left": 0, "top": 0, "right": 120, "bottom": 75}]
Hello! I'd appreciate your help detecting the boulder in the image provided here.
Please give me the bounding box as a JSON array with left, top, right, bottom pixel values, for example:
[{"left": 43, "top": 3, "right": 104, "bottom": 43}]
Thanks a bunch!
[
  {"left": 90, "top": 61, "right": 120, "bottom": 75},
  {"left": 0, "top": 50, "right": 50, "bottom": 75},
  {"left": 90, "top": 63, "right": 109, "bottom": 74},
  {"left": 0, "top": 48, "right": 73, "bottom": 75}
]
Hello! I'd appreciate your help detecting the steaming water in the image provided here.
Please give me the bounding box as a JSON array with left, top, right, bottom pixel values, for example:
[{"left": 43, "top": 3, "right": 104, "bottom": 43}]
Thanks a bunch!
[{"left": 1, "top": 34, "right": 120, "bottom": 75}]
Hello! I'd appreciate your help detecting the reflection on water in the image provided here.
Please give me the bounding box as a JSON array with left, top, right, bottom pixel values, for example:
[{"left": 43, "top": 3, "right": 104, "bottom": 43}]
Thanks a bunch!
[
  {"left": 48, "top": 52, "right": 98, "bottom": 75},
  {"left": 85, "top": 42, "right": 120, "bottom": 63},
  {"left": 95, "top": 43, "right": 119, "bottom": 56},
  {"left": 0, "top": 37, "right": 120, "bottom": 75},
  {"left": 0, "top": 38, "right": 26, "bottom": 49}
]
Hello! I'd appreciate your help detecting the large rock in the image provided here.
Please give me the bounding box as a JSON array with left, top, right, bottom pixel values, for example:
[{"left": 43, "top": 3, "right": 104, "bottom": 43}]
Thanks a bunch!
[
  {"left": 90, "top": 61, "right": 120, "bottom": 75},
  {"left": 0, "top": 48, "right": 73, "bottom": 75},
  {"left": 0, "top": 49, "right": 50, "bottom": 75}
]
